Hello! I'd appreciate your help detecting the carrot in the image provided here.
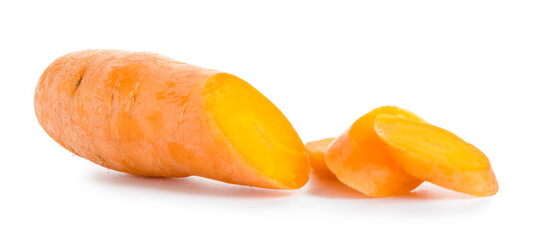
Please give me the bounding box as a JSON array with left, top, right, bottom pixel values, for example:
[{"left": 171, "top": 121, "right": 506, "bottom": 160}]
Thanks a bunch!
[
  {"left": 304, "top": 138, "right": 336, "bottom": 178},
  {"left": 34, "top": 50, "right": 309, "bottom": 189},
  {"left": 321, "top": 106, "right": 424, "bottom": 197},
  {"left": 374, "top": 114, "right": 499, "bottom": 196}
]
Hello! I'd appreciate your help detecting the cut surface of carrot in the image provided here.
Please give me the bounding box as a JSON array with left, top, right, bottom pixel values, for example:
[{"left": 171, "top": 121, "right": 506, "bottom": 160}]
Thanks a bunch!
[
  {"left": 324, "top": 106, "right": 424, "bottom": 197},
  {"left": 304, "top": 138, "right": 336, "bottom": 178},
  {"left": 204, "top": 73, "right": 309, "bottom": 189},
  {"left": 374, "top": 114, "right": 498, "bottom": 196}
]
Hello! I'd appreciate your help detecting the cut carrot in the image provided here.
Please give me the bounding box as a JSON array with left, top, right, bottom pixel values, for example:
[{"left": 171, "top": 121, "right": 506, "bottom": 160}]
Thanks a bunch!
[
  {"left": 35, "top": 50, "right": 309, "bottom": 189},
  {"left": 323, "top": 106, "right": 424, "bottom": 197},
  {"left": 305, "top": 138, "right": 336, "bottom": 178},
  {"left": 374, "top": 114, "right": 498, "bottom": 196}
]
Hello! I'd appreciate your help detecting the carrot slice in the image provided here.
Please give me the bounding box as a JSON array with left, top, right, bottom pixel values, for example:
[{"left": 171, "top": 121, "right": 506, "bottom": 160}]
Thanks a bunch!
[
  {"left": 305, "top": 138, "right": 336, "bottom": 178},
  {"left": 374, "top": 114, "right": 498, "bottom": 196},
  {"left": 324, "top": 106, "right": 424, "bottom": 197}
]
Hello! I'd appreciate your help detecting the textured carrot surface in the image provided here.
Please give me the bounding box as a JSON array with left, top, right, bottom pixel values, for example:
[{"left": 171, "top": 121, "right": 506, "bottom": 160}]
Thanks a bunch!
[
  {"left": 375, "top": 114, "right": 498, "bottom": 196},
  {"left": 324, "top": 106, "right": 424, "bottom": 197},
  {"left": 305, "top": 138, "right": 336, "bottom": 178},
  {"left": 35, "top": 50, "right": 309, "bottom": 189}
]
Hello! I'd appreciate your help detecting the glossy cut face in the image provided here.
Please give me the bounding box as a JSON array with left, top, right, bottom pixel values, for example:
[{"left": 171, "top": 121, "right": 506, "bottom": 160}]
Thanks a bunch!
[
  {"left": 204, "top": 73, "right": 309, "bottom": 189},
  {"left": 374, "top": 114, "right": 490, "bottom": 171},
  {"left": 374, "top": 114, "right": 498, "bottom": 196}
]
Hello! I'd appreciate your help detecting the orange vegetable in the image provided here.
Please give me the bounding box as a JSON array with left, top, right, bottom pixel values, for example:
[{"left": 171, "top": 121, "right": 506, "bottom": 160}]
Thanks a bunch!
[
  {"left": 305, "top": 138, "right": 336, "bottom": 178},
  {"left": 324, "top": 106, "right": 424, "bottom": 197},
  {"left": 34, "top": 50, "right": 309, "bottom": 189},
  {"left": 374, "top": 114, "right": 498, "bottom": 196}
]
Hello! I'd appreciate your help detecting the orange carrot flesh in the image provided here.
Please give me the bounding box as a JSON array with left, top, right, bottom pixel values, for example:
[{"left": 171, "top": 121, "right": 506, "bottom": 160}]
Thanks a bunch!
[
  {"left": 304, "top": 138, "right": 336, "bottom": 178},
  {"left": 324, "top": 106, "right": 424, "bottom": 197},
  {"left": 35, "top": 50, "right": 309, "bottom": 189},
  {"left": 374, "top": 114, "right": 498, "bottom": 196},
  {"left": 204, "top": 73, "right": 309, "bottom": 189}
]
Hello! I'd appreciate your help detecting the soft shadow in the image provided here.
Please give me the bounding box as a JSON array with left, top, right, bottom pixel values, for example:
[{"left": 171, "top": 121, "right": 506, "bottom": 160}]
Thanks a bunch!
[
  {"left": 393, "top": 182, "right": 476, "bottom": 200},
  {"left": 93, "top": 172, "right": 296, "bottom": 199},
  {"left": 306, "top": 175, "right": 492, "bottom": 214},
  {"left": 306, "top": 173, "right": 369, "bottom": 199},
  {"left": 307, "top": 174, "right": 478, "bottom": 200}
]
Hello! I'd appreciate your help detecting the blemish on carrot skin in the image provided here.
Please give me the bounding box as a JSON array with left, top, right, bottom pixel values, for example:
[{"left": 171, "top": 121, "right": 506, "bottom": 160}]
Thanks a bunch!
[
  {"left": 72, "top": 76, "right": 83, "bottom": 95},
  {"left": 108, "top": 92, "right": 115, "bottom": 115},
  {"left": 73, "top": 70, "right": 86, "bottom": 95},
  {"left": 126, "top": 75, "right": 144, "bottom": 112},
  {"left": 127, "top": 95, "right": 135, "bottom": 111},
  {"left": 96, "top": 155, "right": 106, "bottom": 165}
]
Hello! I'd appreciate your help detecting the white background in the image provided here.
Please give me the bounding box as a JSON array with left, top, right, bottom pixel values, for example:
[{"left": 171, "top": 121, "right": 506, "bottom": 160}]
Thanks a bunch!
[{"left": 1, "top": 0, "right": 543, "bottom": 239}]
